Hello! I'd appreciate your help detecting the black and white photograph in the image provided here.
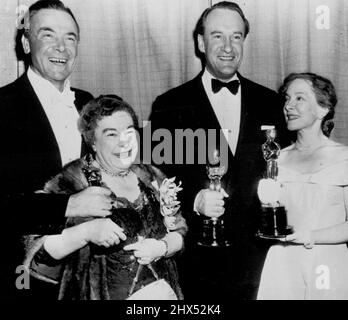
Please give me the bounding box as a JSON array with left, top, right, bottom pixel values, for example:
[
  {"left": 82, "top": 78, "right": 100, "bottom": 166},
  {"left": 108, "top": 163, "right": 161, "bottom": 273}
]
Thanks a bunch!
[{"left": 0, "top": 0, "right": 348, "bottom": 309}]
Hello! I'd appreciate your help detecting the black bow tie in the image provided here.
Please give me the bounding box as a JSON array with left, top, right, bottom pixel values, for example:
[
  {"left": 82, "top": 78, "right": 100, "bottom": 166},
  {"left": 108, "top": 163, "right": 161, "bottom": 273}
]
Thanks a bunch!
[{"left": 211, "top": 78, "right": 240, "bottom": 95}]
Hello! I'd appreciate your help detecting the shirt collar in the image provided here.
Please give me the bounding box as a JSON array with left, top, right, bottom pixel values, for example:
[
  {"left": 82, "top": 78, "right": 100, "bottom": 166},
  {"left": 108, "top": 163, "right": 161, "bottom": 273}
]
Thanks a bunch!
[{"left": 27, "top": 67, "right": 75, "bottom": 108}]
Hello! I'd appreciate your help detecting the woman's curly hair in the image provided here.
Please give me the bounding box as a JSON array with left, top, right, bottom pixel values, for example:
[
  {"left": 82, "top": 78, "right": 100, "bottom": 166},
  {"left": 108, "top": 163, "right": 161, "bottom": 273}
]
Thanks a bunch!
[
  {"left": 279, "top": 72, "right": 337, "bottom": 137},
  {"left": 78, "top": 95, "right": 139, "bottom": 147}
]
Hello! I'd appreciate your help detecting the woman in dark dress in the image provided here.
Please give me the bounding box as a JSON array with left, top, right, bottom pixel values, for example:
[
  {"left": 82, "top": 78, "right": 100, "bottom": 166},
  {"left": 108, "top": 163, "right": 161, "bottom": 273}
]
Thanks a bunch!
[{"left": 24, "top": 95, "right": 187, "bottom": 300}]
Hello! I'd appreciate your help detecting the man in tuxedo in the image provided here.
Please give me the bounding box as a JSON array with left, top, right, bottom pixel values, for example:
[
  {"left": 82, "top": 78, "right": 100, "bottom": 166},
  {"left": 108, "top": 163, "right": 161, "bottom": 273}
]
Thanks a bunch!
[
  {"left": 0, "top": 0, "right": 113, "bottom": 299},
  {"left": 150, "top": 1, "right": 290, "bottom": 299}
]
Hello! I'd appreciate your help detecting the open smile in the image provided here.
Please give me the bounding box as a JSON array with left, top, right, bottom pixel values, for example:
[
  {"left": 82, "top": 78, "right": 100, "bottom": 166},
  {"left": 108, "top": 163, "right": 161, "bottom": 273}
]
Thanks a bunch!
[
  {"left": 218, "top": 56, "right": 235, "bottom": 61},
  {"left": 114, "top": 149, "right": 132, "bottom": 159},
  {"left": 49, "top": 58, "right": 68, "bottom": 65}
]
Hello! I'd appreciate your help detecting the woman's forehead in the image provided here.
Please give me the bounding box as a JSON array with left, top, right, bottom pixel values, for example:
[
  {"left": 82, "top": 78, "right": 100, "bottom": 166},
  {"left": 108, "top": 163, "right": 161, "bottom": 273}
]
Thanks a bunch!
[
  {"left": 97, "top": 111, "right": 134, "bottom": 129},
  {"left": 287, "top": 78, "right": 314, "bottom": 94}
]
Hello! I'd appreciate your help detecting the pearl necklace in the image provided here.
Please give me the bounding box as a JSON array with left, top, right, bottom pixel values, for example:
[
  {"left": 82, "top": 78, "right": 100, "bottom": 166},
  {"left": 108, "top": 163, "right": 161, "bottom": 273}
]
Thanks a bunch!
[{"left": 97, "top": 161, "right": 131, "bottom": 178}]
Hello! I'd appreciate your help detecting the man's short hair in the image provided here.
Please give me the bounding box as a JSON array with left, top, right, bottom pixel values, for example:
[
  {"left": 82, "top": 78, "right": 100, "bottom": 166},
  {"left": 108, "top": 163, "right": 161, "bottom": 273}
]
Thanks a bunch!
[
  {"left": 195, "top": 1, "right": 250, "bottom": 37},
  {"left": 25, "top": 0, "right": 80, "bottom": 39}
]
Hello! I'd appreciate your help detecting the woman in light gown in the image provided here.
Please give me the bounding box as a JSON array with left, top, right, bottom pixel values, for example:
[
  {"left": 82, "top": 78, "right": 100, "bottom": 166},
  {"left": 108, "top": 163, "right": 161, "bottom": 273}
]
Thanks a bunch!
[{"left": 257, "top": 72, "right": 348, "bottom": 300}]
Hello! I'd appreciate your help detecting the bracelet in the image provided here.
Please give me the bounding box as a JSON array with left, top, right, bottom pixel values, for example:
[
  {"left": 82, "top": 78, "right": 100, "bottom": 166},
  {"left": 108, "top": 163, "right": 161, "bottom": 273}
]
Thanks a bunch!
[
  {"left": 304, "top": 239, "right": 315, "bottom": 249},
  {"left": 304, "top": 232, "right": 315, "bottom": 249},
  {"left": 159, "top": 239, "right": 169, "bottom": 258}
]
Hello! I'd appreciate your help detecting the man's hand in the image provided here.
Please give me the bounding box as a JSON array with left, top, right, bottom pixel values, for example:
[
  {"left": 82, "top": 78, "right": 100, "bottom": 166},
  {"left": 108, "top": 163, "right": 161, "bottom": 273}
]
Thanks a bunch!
[
  {"left": 65, "top": 187, "right": 113, "bottom": 218},
  {"left": 195, "top": 188, "right": 229, "bottom": 218},
  {"left": 82, "top": 218, "right": 126, "bottom": 247}
]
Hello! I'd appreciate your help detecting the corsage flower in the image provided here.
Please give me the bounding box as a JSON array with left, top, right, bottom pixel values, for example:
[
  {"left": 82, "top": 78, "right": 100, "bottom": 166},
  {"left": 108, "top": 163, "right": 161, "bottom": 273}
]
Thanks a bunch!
[{"left": 159, "top": 177, "right": 182, "bottom": 230}]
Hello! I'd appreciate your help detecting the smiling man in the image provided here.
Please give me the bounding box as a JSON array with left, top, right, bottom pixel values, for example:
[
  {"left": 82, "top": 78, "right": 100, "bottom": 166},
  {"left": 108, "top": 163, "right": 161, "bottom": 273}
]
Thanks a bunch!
[
  {"left": 20, "top": 2, "right": 84, "bottom": 167},
  {"left": 22, "top": 6, "right": 79, "bottom": 92},
  {"left": 150, "top": 1, "right": 290, "bottom": 300},
  {"left": 0, "top": 0, "right": 114, "bottom": 300}
]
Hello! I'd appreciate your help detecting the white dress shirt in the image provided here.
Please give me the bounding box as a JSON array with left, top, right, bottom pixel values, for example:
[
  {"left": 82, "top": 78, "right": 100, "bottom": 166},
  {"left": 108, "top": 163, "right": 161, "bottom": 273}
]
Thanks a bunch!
[
  {"left": 201, "top": 69, "right": 241, "bottom": 155},
  {"left": 27, "top": 67, "right": 81, "bottom": 166}
]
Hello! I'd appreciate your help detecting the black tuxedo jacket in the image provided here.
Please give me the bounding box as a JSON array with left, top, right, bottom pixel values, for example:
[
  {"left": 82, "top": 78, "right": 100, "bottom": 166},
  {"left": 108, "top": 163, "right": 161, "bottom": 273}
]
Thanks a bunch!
[
  {"left": 150, "top": 72, "right": 290, "bottom": 241},
  {"left": 0, "top": 73, "right": 93, "bottom": 299},
  {"left": 0, "top": 73, "right": 93, "bottom": 233},
  {"left": 150, "top": 72, "right": 291, "bottom": 299}
]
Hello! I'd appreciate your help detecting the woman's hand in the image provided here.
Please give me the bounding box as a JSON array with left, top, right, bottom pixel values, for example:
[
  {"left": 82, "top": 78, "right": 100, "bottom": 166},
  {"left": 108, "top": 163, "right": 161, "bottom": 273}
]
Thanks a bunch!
[
  {"left": 283, "top": 229, "right": 314, "bottom": 248},
  {"left": 43, "top": 219, "right": 126, "bottom": 260},
  {"left": 123, "top": 238, "right": 166, "bottom": 265},
  {"left": 83, "top": 218, "right": 127, "bottom": 247}
]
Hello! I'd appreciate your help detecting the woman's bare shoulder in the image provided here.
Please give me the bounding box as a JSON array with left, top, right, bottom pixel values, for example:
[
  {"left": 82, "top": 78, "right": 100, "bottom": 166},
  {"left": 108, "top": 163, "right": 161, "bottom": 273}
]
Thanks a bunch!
[{"left": 320, "top": 141, "right": 348, "bottom": 161}]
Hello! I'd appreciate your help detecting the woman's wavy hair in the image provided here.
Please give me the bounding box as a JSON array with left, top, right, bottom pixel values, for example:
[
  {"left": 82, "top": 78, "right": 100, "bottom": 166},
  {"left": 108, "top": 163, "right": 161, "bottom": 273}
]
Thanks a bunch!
[
  {"left": 78, "top": 95, "right": 139, "bottom": 148},
  {"left": 279, "top": 72, "right": 337, "bottom": 137}
]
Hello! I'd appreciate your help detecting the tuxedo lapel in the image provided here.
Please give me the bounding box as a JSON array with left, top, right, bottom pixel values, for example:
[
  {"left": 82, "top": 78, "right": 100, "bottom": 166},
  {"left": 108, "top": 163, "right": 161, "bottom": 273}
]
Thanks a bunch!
[
  {"left": 234, "top": 74, "right": 249, "bottom": 157},
  {"left": 20, "top": 75, "right": 92, "bottom": 162},
  {"left": 192, "top": 75, "right": 222, "bottom": 130},
  {"left": 72, "top": 88, "right": 93, "bottom": 157},
  {"left": 18, "top": 74, "right": 62, "bottom": 166}
]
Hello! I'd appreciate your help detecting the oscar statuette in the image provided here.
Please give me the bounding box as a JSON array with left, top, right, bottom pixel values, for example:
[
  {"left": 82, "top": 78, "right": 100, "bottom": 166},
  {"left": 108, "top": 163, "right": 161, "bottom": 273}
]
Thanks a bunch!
[
  {"left": 197, "top": 149, "right": 231, "bottom": 247},
  {"left": 257, "top": 126, "right": 293, "bottom": 239}
]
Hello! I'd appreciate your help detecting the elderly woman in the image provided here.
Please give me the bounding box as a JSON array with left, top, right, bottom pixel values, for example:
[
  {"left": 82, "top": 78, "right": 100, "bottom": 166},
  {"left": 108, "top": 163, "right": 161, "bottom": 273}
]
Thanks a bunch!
[
  {"left": 24, "top": 95, "right": 187, "bottom": 300},
  {"left": 257, "top": 73, "right": 348, "bottom": 300}
]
